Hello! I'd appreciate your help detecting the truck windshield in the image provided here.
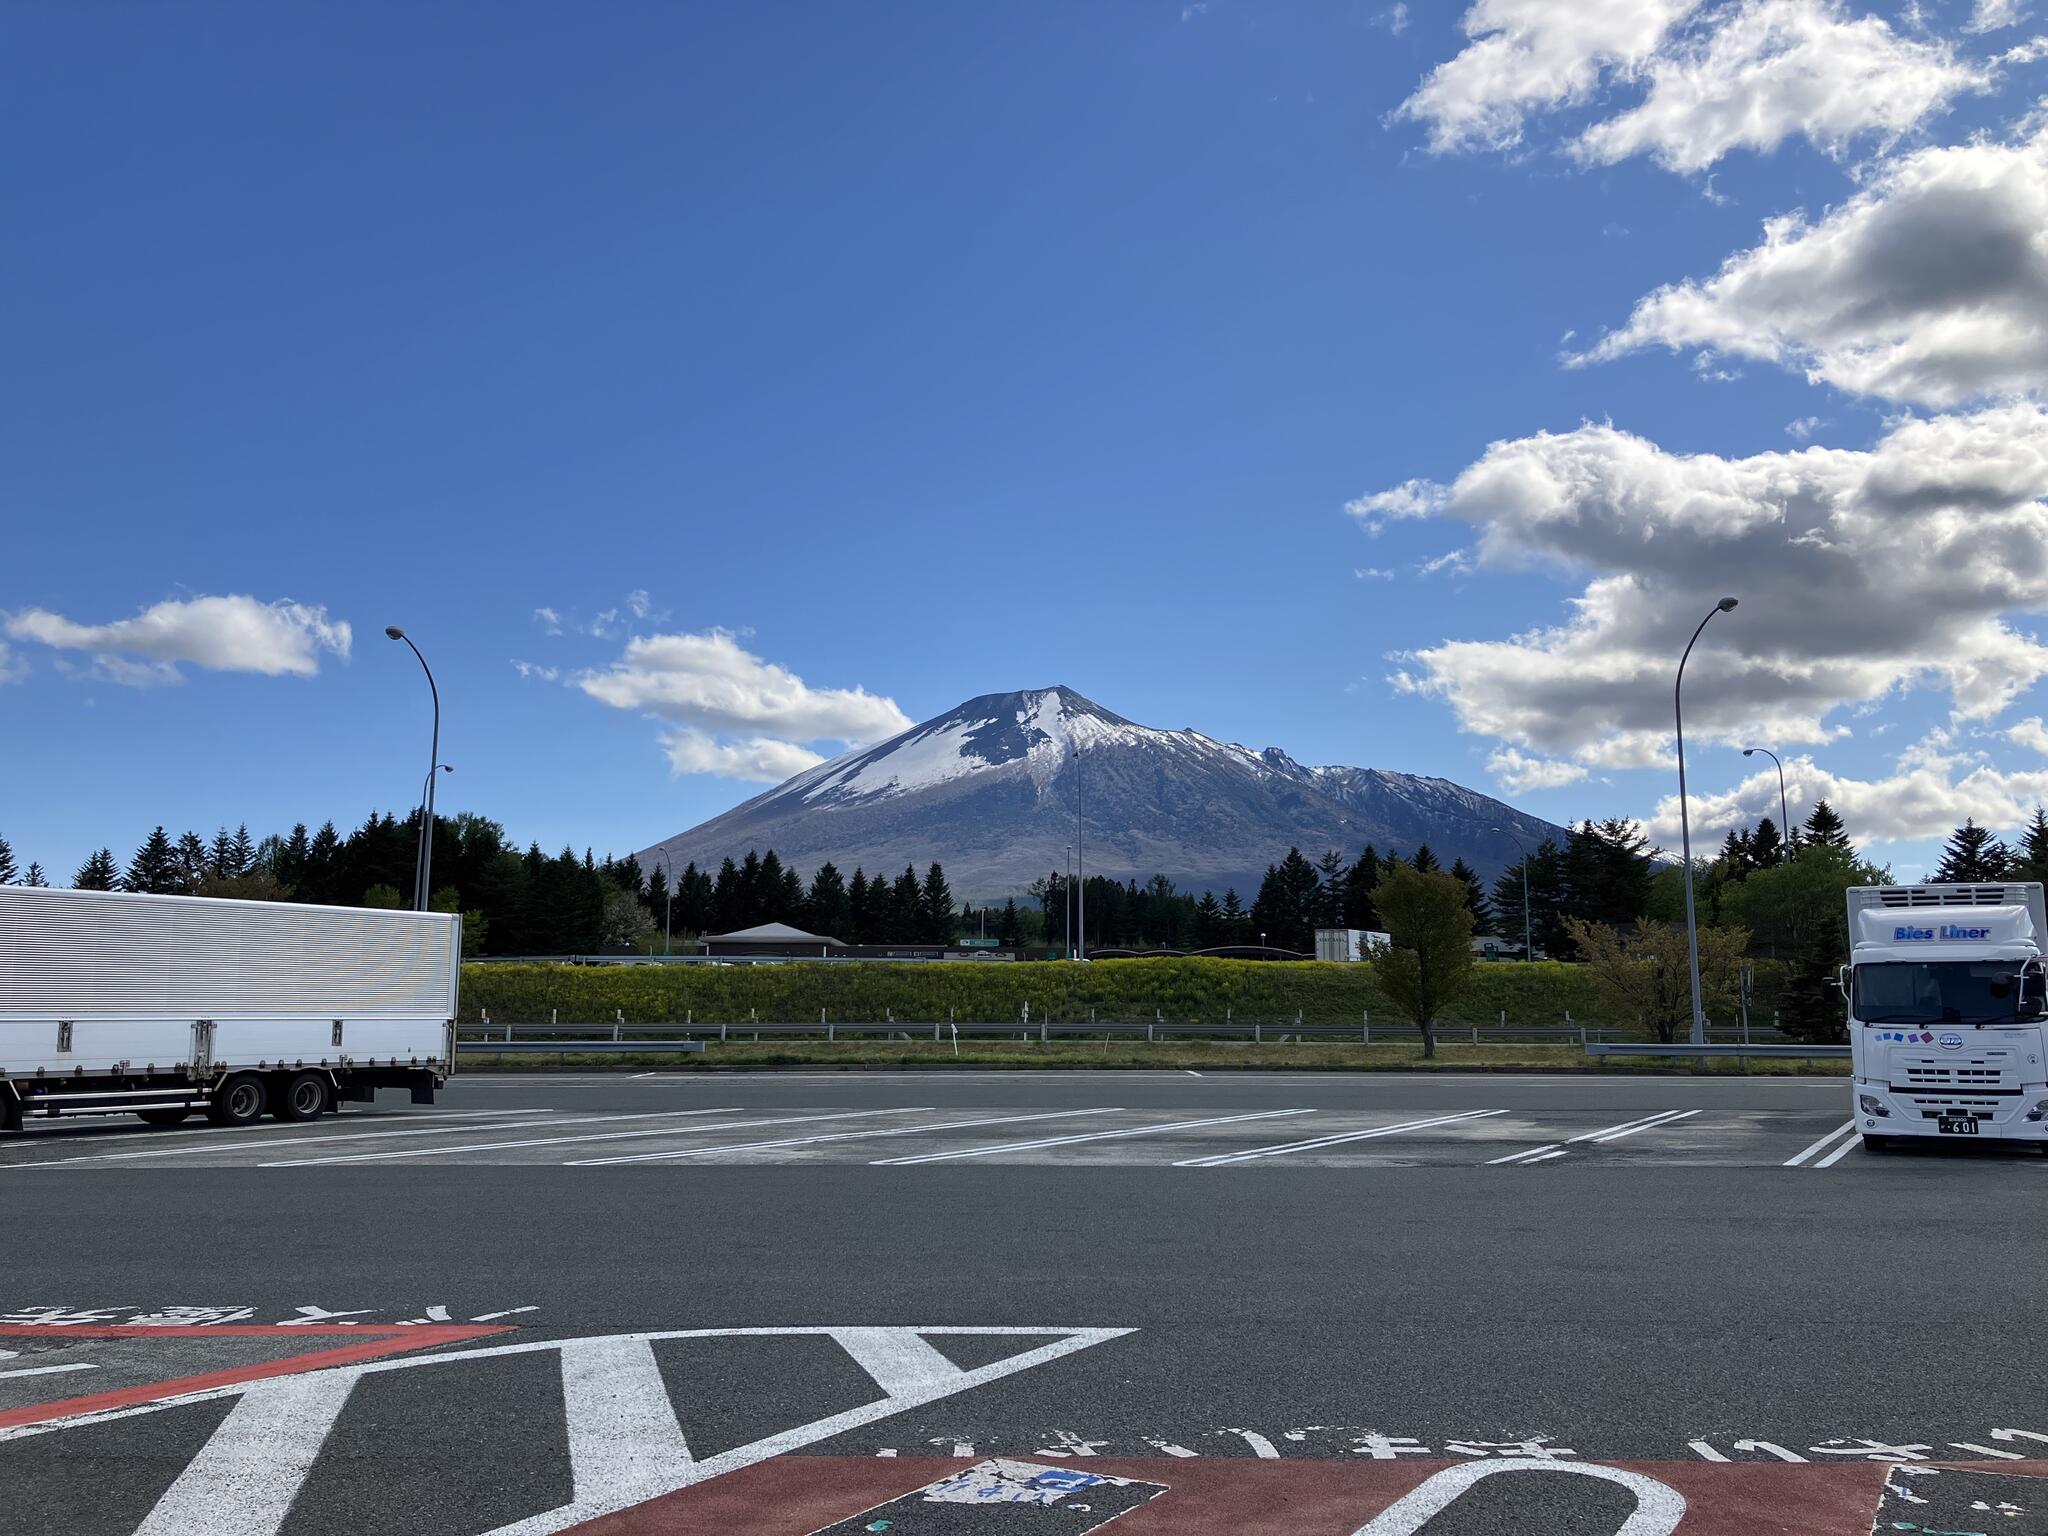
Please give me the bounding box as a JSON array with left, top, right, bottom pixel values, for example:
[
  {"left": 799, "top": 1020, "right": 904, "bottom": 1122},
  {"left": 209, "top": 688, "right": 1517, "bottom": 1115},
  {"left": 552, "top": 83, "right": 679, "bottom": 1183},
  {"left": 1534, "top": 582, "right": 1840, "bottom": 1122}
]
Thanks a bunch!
[{"left": 1854, "top": 962, "right": 2025, "bottom": 1026}]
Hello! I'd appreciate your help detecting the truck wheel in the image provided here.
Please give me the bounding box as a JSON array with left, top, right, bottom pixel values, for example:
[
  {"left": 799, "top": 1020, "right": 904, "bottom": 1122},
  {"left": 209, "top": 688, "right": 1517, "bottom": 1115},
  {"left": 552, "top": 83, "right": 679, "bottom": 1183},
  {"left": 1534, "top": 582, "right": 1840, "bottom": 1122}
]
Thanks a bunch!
[
  {"left": 1861, "top": 1134, "right": 1894, "bottom": 1153},
  {"left": 274, "top": 1072, "right": 328, "bottom": 1123},
  {"left": 206, "top": 1074, "right": 267, "bottom": 1127},
  {"left": 136, "top": 1107, "right": 191, "bottom": 1127}
]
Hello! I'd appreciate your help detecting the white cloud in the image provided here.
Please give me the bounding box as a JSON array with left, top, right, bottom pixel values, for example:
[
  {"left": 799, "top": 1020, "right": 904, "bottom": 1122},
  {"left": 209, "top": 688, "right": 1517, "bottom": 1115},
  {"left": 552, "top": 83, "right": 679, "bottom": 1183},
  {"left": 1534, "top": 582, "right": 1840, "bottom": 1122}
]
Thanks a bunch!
[
  {"left": 1785, "top": 415, "right": 1827, "bottom": 439},
  {"left": 0, "top": 643, "right": 22, "bottom": 685},
  {"left": 660, "top": 729, "right": 827, "bottom": 783},
  {"left": 625, "top": 589, "right": 653, "bottom": 620},
  {"left": 1968, "top": 0, "right": 2026, "bottom": 32},
  {"left": 1643, "top": 745, "right": 2048, "bottom": 845},
  {"left": 1354, "top": 403, "right": 2048, "bottom": 770},
  {"left": 4, "top": 596, "right": 351, "bottom": 683},
  {"left": 1399, "top": 0, "right": 1984, "bottom": 174},
  {"left": 2007, "top": 715, "right": 2048, "bottom": 753},
  {"left": 1373, "top": 3, "right": 1410, "bottom": 35},
  {"left": 1577, "top": 126, "right": 2048, "bottom": 405},
  {"left": 511, "top": 659, "right": 560, "bottom": 682},
  {"left": 1355, "top": 566, "right": 1397, "bottom": 580},
  {"left": 1395, "top": 0, "right": 1700, "bottom": 154},
  {"left": 1569, "top": 0, "right": 1985, "bottom": 173},
  {"left": 533, "top": 606, "right": 563, "bottom": 636},
  {"left": 1487, "top": 746, "right": 1590, "bottom": 791},
  {"left": 577, "top": 627, "right": 911, "bottom": 782},
  {"left": 1419, "top": 548, "right": 1475, "bottom": 575}
]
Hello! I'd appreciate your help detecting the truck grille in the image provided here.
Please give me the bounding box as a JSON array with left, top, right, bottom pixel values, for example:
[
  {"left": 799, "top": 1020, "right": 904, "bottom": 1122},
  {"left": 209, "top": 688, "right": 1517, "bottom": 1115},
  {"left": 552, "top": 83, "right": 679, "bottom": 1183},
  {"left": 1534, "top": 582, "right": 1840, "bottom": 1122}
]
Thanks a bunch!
[
  {"left": 1873, "top": 884, "right": 2026, "bottom": 908},
  {"left": 1900, "top": 1065, "right": 2010, "bottom": 1089}
]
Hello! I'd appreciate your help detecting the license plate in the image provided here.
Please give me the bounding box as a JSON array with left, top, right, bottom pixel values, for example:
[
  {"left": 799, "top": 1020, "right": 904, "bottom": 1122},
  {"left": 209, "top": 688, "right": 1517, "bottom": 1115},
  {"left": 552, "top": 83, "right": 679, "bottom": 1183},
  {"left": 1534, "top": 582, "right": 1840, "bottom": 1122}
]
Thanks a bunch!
[{"left": 1937, "top": 1116, "right": 1979, "bottom": 1135}]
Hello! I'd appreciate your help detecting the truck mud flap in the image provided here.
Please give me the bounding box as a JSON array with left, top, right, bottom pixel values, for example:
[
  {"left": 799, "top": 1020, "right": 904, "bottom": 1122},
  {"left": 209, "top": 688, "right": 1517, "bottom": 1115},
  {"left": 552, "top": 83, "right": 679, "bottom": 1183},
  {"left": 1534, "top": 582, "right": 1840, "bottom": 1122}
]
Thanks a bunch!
[
  {"left": 410, "top": 1081, "right": 437, "bottom": 1105},
  {"left": 1, "top": 1087, "right": 20, "bottom": 1134}
]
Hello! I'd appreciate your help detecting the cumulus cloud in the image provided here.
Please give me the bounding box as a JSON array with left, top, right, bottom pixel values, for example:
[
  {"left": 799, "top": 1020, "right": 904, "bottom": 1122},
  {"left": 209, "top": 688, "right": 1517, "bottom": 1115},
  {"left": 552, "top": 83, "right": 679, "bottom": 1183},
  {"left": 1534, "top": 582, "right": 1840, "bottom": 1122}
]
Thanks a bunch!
[
  {"left": 1642, "top": 742, "right": 2048, "bottom": 845},
  {"left": 4, "top": 596, "right": 351, "bottom": 684},
  {"left": 1398, "top": 0, "right": 1984, "bottom": 174},
  {"left": 1570, "top": 0, "right": 1985, "bottom": 172},
  {"left": 660, "top": 730, "right": 828, "bottom": 783},
  {"left": 1355, "top": 404, "right": 2048, "bottom": 770},
  {"left": 1487, "top": 746, "right": 1590, "bottom": 791},
  {"left": 1396, "top": 0, "right": 1699, "bottom": 154},
  {"left": 577, "top": 627, "right": 911, "bottom": 782},
  {"left": 1968, "top": 0, "right": 2026, "bottom": 31},
  {"left": 2008, "top": 715, "right": 2048, "bottom": 753},
  {"left": 1577, "top": 127, "right": 2048, "bottom": 405}
]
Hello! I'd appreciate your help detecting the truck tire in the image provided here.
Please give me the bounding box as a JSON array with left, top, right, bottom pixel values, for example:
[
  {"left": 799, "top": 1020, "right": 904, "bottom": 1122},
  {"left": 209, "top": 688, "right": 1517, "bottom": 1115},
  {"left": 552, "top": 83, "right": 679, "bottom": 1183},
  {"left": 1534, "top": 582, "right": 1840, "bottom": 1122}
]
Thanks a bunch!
[
  {"left": 206, "top": 1074, "right": 267, "bottom": 1127},
  {"left": 274, "top": 1072, "right": 328, "bottom": 1123},
  {"left": 136, "top": 1107, "right": 191, "bottom": 1127}
]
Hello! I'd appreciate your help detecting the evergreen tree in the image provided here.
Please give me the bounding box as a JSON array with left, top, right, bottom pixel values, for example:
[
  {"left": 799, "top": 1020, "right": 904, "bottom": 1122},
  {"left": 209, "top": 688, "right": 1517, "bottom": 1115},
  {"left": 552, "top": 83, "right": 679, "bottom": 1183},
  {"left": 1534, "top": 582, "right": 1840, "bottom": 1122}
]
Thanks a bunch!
[
  {"left": 0, "top": 835, "right": 15, "bottom": 884},
  {"left": 997, "top": 897, "right": 1023, "bottom": 947},
  {"left": 1409, "top": 843, "right": 1441, "bottom": 875},
  {"left": 848, "top": 867, "right": 874, "bottom": 943},
  {"left": 807, "top": 862, "right": 851, "bottom": 939},
  {"left": 303, "top": 821, "right": 343, "bottom": 905},
  {"left": 1250, "top": 848, "right": 1319, "bottom": 953},
  {"left": 2012, "top": 806, "right": 2048, "bottom": 887},
  {"left": 277, "top": 823, "right": 312, "bottom": 891},
  {"left": 74, "top": 848, "right": 119, "bottom": 890},
  {"left": 737, "top": 851, "right": 765, "bottom": 927},
  {"left": 677, "top": 862, "right": 713, "bottom": 936},
  {"left": 231, "top": 823, "right": 256, "bottom": 877},
  {"left": 24, "top": 862, "right": 47, "bottom": 887},
  {"left": 891, "top": 866, "right": 922, "bottom": 943},
  {"left": 1449, "top": 856, "right": 1490, "bottom": 932},
  {"left": 920, "top": 862, "right": 955, "bottom": 944},
  {"left": 208, "top": 827, "right": 239, "bottom": 879},
  {"left": 1312, "top": 849, "right": 1348, "bottom": 928},
  {"left": 1802, "top": 800, "right": 1852, "bottom": 853},
  {"left": 1192, "top": 890, "right": 1224, "bottom": 949},
  {"left": 124, "top": 827, "right": 184, "bottom": 894},
  {"left": 711, "top": 857, "right": 742, "bottom": 932},
  {"left": 757, "top": 851, "right": 789, "bottom": 920},
  {"left": 1716, "top": 825, "right": 1755, "bottom": 882},
  {"left": 1344, "top": 845, "right": 1383, "bottom": 930},
  {"left": 1748, "top": 817, "right": 1785, "bottom": 870},
  {"left": 1933, "top": 819, "right": 2013, "bottom": 883},
  {"left": 1560, "top": 818, "right": 1654, "bottom": 935},
  {"left": 1220, "top": 887, "right": 1248, "bottom": 942},
  {"left": 173, "top": 831, "right": 209, "bottom": 894}
]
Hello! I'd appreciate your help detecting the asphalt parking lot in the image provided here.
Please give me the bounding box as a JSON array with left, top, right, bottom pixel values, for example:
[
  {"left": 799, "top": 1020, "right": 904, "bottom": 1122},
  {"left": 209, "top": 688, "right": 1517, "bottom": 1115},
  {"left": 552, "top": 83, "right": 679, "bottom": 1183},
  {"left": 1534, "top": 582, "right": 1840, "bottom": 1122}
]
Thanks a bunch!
[{"left": 2, "top": 1071, "right": 2043, "bottom": 1534}]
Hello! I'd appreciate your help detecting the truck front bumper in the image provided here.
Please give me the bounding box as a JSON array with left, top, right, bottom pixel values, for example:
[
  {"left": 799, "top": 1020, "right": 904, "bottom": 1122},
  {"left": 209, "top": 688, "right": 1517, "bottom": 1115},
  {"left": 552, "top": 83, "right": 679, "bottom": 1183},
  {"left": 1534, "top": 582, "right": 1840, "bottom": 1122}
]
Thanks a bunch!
[{"left": 1855, "top": 1079, "right": 2048, "bottom": 1140}]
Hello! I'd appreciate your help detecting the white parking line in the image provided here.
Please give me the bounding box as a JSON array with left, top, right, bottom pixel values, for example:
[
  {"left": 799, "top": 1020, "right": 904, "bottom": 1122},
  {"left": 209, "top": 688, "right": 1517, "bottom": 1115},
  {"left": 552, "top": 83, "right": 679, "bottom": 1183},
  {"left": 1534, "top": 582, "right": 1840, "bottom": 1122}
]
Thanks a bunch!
[
  {"left": 1577, "top": 1109, "right": 1701, "bottom": 1143},
  {"left": 1524, "top": 1149, "right": 1569, "bottom": 1164},
  {"left": 1812, "top": 1130, "right": 1867, "bottom": 1169},
  {"left": 873, "top": 1109, "right": 1317, "bottom": 1166},
  {"left": 0, "top": 1107, "right": 554, "bottom": 1165},
  {"left": 1174, "top": 1109, "right": 1507, "bottom": 1167},
  {"left": 0, "top": 1362, "right": 97, "bottom": 1380},
  {"left": 566, "top": 1108, "right": 1126, "bottom": 1166},
  {"left": 260, "top": 1109, "right": 926, "bottom": 1167},
  {"left": 1783, "top": 1120, "right": 1857, "bottom": 1167},
  {"left": 1486, "top": 1143, "right": 1562, "bottom": 1165}
]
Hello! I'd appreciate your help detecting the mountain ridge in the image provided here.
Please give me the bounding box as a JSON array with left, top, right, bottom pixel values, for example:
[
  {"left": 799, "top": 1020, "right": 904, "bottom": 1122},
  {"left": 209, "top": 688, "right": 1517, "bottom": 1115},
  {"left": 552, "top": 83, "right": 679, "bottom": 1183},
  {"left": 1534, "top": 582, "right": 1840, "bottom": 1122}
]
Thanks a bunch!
[{"left": 637, "top": 686, "right": 1567, "bottom": 900}]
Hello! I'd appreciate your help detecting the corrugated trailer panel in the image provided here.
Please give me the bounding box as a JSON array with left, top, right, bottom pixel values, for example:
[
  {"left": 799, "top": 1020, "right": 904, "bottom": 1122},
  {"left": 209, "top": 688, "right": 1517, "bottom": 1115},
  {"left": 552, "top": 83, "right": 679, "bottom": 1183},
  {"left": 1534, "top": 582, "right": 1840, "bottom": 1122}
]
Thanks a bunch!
[{"left": 0, "top": 887, "right": 459, "bottom": 1020}]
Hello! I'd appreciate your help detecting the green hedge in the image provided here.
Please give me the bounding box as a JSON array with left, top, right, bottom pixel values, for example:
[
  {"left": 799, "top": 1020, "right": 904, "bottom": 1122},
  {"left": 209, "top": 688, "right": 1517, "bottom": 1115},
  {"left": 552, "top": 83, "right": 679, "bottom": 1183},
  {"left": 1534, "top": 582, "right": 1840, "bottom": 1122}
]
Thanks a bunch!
[{"left": 460, "top": 957, "right": 1612, "bottom": 1028}]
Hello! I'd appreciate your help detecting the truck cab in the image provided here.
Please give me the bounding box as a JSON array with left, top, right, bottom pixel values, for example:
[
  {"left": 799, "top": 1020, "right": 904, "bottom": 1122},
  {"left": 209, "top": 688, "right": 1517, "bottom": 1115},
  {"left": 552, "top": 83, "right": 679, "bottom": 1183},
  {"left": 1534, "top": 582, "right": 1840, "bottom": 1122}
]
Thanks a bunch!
[{"left": 1846, "top": 883, "right": 2048, "bottom": 1150}]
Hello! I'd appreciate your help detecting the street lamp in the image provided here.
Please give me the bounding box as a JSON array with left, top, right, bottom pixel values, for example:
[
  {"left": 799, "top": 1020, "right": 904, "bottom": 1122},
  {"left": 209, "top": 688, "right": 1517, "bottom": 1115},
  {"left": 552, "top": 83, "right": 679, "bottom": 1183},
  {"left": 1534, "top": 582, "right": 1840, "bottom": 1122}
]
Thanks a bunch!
[
  {"left": 1064, "top": 844, "right": 1073, "bottom": 958},
  {"left": 1072, "top": 746, "right": 1085, "bottom": 962},
  {"left": 385, "top": 626, "right": 441, "bottom": 912},
  {"left": 1742, "top": 746, "right": 1790, "bottom": 851},
  {"left": 657, "top": 851, "right": 675, "bottom": 958},
  {"left": 1490, "top": 825, "right": 1534, "bottom": 962},
  {"left": 1678, "top": 598, "right": 1739, "bottom": 1047}
]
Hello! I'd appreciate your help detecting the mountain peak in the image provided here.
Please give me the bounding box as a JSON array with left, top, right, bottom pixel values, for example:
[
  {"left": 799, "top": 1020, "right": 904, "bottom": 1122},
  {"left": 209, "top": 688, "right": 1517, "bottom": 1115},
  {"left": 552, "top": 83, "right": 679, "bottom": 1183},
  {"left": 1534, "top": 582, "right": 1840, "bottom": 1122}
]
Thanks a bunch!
[{"left": 641, "top": 685, "right": 1565, "bottom": 898}]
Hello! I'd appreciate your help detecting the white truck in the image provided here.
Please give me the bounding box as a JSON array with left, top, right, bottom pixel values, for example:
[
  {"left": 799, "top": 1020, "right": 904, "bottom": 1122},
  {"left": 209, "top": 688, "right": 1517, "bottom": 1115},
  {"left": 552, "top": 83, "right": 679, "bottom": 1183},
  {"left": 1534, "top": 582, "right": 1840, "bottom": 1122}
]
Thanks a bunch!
[
  {"left": 0, "top": 885, "right": 459, "bottom": 1132},
  {"left": 1845, "top": 882, "right": 2048, "bottom": 1151}
]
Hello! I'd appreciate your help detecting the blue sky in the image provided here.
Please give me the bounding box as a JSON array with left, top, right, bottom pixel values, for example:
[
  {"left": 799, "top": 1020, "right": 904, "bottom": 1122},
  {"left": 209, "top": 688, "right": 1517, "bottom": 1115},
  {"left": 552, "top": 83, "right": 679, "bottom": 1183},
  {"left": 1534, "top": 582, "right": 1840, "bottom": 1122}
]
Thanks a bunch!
[{"left": 6, "top": 0, "right": 2048, "bottom": 884}]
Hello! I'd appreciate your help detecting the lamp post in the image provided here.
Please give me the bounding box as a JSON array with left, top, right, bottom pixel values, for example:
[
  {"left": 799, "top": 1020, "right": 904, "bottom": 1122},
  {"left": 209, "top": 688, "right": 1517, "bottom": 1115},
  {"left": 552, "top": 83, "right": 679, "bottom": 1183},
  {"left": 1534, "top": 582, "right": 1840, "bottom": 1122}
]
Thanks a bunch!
[
  {"left": 657, "top": 852, "right": 675, "bottom": 958},
  {"left": 1072, "top": 746, "right": 1085, "bottom": 961},
  {"left": 1678, "top": 598, "right": 1740, "bottom": 1047},
  {"left": 1490, "top": 825, "right": 1534, "bottom": 962},
  {"left": 1064, "top": 844, "right": 1073, "bottom": 958},
  {"left": 1742, "top": 746, "right": 1790, "bottom": 851},
  {"left": 385, "top": 626, "right": 441, "bottom": 912}
]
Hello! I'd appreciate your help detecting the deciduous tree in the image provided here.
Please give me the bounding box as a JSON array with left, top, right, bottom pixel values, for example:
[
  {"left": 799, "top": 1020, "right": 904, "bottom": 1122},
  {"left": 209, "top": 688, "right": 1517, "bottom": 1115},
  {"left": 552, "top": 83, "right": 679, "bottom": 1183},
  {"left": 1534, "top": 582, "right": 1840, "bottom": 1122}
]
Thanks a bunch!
[{"left": 1366, "top": 864, "right": 1477, "bottom": 1060}]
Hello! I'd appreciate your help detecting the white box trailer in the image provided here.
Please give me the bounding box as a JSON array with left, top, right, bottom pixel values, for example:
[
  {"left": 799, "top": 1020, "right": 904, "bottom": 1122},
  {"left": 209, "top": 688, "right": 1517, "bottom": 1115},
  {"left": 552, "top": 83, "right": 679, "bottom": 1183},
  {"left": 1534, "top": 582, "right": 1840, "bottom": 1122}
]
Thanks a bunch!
[
  {"left": 0, "top": 885, "right": 459, "bottom": 1131},
  {"left": 1315, "top": 928, "right": 1390, "bottom": 963},
  {"left": 1844, "top": 882, "right": 2048, "bottom": 1151}
]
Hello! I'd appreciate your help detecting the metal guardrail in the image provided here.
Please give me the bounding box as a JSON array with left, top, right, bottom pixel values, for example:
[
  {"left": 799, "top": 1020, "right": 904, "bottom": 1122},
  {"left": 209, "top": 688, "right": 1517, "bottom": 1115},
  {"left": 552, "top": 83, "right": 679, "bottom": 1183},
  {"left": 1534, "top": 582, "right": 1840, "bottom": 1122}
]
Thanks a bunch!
[
  {"left": 456, "top": 1019, "right": 1796, "bottom": 1049},
  {"left": 458, "top": 1039, "right": 704, "bottom": 1057},
  {"left": 1584, "top": 1042, "right": 1849, "bottom": 1059}
]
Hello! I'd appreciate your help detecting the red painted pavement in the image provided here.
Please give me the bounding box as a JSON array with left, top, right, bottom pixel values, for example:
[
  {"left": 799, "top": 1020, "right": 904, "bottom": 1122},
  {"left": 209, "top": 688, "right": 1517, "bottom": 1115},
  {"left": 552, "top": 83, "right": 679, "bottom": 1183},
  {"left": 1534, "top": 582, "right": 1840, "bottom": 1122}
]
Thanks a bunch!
[
  {"left": 562, "top": 1455, "right": 2048, "bottom": 1535},
  {"left": 0, "top": 1322, "right": 513, "bottom": 1430}
]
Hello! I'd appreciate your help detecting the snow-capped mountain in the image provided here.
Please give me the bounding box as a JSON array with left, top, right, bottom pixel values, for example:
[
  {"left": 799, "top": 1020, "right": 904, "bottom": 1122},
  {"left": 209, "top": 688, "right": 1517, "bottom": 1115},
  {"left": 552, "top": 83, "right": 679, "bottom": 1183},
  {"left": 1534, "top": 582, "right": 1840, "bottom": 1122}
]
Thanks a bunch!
[{"left": 637, "top": 687, "right": 1567, "bottom": 900}]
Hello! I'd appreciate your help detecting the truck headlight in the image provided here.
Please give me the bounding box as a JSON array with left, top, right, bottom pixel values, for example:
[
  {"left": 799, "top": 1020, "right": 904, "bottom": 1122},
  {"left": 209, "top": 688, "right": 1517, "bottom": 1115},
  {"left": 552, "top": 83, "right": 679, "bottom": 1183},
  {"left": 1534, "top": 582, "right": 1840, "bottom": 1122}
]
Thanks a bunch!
[
  {"left": 2027, "top": 1098, "right": 2048, "bottom": 1122},
  {"left": 1859, "top": 1094, "right": 1890, "bottom": 1118}
]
